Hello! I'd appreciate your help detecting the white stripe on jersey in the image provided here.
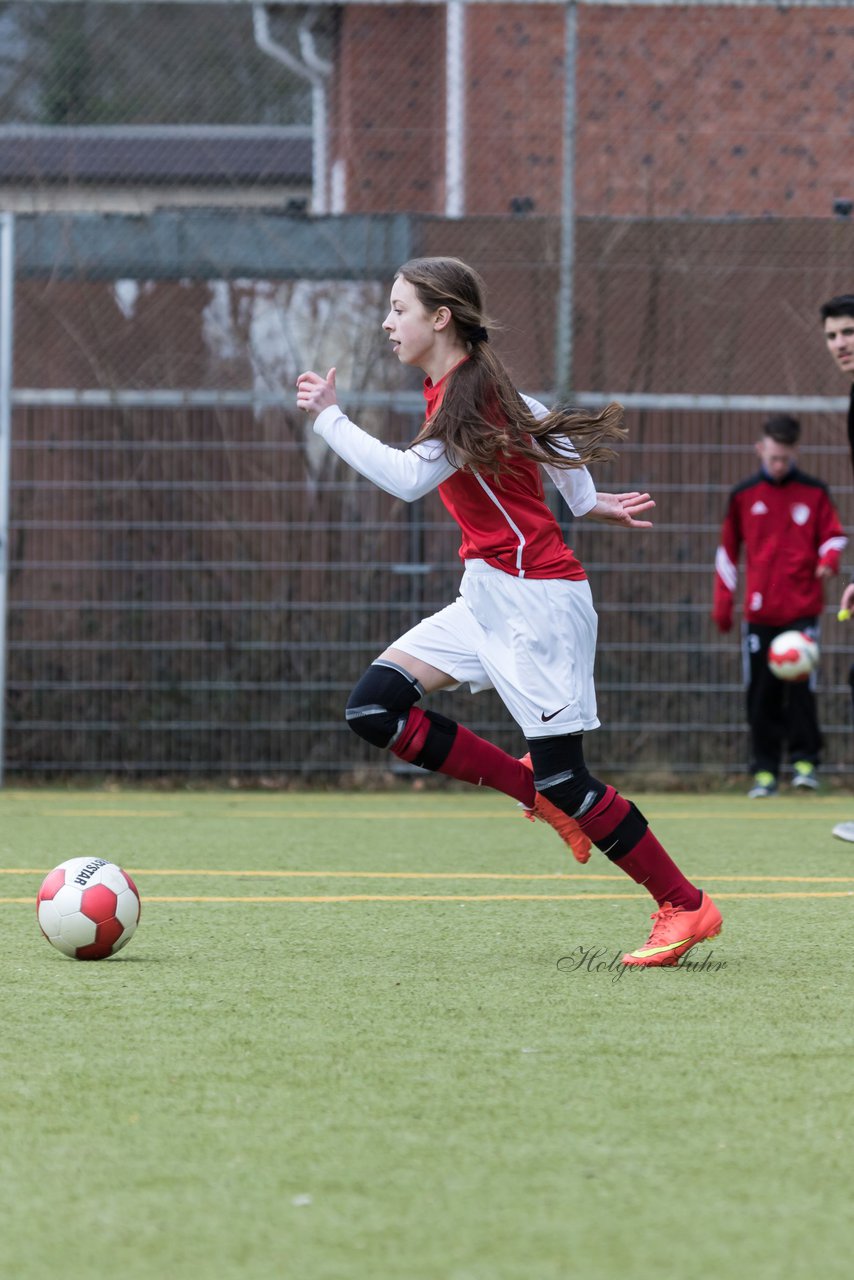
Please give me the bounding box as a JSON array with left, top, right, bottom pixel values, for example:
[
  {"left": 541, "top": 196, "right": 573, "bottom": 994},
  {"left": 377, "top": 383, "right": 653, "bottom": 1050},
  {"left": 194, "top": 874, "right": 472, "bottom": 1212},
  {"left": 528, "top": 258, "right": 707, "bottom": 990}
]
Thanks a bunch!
[
  {"left": 715, "top": 544, "right": 737, "bottom": 592},
  {"left": 819, "top": 535, "right": 848, "bottom": 557},
  {"left": 474, "top": 473, "right": 528, "bottom": 576}
]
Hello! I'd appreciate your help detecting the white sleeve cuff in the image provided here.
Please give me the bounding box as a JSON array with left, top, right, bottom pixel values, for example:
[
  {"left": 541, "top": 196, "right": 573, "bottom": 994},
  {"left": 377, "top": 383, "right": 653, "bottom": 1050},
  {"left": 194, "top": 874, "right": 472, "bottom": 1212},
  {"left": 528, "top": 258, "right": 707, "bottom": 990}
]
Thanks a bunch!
[{"left": 543, "top": 457, "right": 597, "bottom": 517}]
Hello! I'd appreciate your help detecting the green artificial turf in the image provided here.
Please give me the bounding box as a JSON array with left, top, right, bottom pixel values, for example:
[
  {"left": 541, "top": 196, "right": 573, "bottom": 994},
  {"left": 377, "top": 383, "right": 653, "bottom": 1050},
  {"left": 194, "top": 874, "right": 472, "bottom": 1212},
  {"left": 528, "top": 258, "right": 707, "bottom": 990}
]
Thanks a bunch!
[{"left": 1, "top": 787, "right": 853, "bottom": 1280}]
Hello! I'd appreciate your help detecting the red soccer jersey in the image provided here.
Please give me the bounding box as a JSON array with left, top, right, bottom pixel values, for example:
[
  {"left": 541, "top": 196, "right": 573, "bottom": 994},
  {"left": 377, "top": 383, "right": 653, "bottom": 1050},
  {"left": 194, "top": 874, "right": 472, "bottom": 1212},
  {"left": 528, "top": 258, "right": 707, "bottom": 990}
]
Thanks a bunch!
[
  {"left": 423, "top": 373, "right": 586, "bottom": 581},
  {"left": 713, "top": 468, "right": 847, "bottom": 628}
]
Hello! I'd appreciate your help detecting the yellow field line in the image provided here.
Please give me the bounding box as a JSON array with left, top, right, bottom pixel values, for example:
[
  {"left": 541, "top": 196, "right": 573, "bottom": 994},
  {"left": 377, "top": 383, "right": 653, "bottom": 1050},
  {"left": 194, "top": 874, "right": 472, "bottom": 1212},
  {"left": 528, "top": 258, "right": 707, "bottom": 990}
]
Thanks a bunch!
[
  {"left": 7, "top": 890, "right": 854, "bottom": 904},
  {"left": 4, "top": 807, "right": 853, "bottom": 822},
  {"left": 6, "top": 867, "right": 854, "bottom": 883},
  {"left": 131, "top": 871, "right": 854, "bottom": 883}
]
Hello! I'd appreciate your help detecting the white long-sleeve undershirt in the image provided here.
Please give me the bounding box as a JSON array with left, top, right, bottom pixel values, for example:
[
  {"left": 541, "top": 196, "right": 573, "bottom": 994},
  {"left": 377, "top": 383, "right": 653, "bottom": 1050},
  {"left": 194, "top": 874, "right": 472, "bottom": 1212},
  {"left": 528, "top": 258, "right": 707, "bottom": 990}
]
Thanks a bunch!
[{"left": 311, "top": 393, "right": 598, "bottom": 517}]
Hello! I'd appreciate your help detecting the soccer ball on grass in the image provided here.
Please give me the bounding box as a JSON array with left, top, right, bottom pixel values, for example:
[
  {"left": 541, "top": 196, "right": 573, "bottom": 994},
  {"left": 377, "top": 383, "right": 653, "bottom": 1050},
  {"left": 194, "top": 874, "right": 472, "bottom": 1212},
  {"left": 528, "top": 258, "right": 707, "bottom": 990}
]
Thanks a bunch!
[
  {"left": 767, "top": 630, "right": 818, "bottom": 682},
  {"left": 36, "top": 857, "right": 141, "bottom": 960}
]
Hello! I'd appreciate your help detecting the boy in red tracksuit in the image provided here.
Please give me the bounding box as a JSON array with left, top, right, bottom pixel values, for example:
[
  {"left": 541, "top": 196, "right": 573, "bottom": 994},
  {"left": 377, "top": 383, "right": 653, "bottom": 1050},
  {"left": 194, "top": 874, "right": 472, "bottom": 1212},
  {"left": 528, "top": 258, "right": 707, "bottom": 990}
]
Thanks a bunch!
[{"left": 713, "top": 416, "right": 847, "bottom": 796}]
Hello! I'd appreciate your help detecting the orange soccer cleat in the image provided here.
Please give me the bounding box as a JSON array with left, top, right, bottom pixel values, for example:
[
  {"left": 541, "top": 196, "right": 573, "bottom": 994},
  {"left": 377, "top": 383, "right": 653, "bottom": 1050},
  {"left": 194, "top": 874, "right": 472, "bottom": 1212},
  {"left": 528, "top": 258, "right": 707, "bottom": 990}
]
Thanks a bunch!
[
  {"left": 519, "top": 753, "right": 592, "bottom": 865},
  {"left": 622, "top": 892, "right": 723, "bottom": 968}
]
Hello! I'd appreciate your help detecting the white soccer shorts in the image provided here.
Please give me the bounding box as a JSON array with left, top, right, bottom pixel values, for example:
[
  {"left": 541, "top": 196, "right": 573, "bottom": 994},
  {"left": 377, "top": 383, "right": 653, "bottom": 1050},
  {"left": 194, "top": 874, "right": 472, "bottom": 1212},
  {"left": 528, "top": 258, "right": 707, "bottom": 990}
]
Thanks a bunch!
[{"left": 391, "top": 559, "right": 600, "bottom": 739}]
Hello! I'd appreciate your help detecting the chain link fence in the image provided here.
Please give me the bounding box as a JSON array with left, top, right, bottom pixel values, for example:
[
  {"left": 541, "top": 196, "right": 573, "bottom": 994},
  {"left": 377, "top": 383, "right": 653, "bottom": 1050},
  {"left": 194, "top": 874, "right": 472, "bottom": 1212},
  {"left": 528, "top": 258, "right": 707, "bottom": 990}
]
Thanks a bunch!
[{"left": 1, "top": 1, "right": 853, "bottom": 782}]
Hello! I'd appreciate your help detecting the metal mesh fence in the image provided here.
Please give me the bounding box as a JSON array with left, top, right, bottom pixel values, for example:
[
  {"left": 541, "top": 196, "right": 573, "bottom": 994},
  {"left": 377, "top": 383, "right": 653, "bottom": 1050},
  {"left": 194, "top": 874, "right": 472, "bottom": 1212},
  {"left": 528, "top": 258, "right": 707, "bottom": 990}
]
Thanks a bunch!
[
  {"left": 6, "top": 399, "right": 854, "bottom": 780},
  {"left": 1, "top": 1, "right": 853, "bottom": 782}
]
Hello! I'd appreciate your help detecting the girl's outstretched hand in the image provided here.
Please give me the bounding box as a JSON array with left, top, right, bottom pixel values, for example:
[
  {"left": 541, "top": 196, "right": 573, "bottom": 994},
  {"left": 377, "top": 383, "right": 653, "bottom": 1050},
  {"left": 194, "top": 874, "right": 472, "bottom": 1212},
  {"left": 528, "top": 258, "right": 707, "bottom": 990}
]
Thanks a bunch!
[
  {"left": 586, "top": 491, "right": 655, "bottom": 528},
  {"left": 296, "top": 367, "right": 337, "bottom": 417}
]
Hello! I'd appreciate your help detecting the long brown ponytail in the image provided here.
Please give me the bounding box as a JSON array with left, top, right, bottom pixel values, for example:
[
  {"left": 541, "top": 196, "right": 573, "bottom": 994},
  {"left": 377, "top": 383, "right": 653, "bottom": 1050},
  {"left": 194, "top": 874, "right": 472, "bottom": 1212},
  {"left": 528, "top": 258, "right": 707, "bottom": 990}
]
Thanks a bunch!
[{"left": 399, "top": 256, "right": 625, "bottom": 472}]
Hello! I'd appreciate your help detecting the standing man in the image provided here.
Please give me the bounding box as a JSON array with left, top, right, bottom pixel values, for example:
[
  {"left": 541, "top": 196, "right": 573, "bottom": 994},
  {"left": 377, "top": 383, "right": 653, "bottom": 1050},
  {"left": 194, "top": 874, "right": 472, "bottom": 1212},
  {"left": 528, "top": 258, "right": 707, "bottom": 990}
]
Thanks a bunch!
[
  {"left": 713, "top": 415, "right": 846, "bottom": 797},
  {"left": 822, "top": 295, "right": 854, "bottom": 839}
]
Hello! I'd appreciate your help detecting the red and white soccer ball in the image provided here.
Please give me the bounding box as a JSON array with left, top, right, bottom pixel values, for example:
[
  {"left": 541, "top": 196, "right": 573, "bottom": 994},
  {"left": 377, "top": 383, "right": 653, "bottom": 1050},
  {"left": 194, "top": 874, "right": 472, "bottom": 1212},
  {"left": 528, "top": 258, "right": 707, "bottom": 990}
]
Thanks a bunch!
[
  {"left": 36, "top": 857, "right": 141, "bottom": 960},
  {"left": 767, "top": 630, "right": 819, "bottom": 682}
]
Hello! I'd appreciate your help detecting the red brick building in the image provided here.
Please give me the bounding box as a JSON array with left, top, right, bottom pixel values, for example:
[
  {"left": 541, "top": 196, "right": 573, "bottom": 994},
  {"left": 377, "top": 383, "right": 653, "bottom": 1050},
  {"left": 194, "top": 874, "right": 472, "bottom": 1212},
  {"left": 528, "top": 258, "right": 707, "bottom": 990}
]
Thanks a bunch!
[{"left": 328, "top": 2, "right": 854, "bottom": 219}]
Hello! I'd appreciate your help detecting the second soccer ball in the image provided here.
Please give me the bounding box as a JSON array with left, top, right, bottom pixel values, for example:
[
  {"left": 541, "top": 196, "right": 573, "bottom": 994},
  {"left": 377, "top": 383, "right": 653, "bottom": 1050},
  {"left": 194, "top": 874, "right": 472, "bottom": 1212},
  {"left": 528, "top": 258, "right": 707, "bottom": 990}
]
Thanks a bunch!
[{"left": 767, "top": 630, "right": 819, "bottom": 682}]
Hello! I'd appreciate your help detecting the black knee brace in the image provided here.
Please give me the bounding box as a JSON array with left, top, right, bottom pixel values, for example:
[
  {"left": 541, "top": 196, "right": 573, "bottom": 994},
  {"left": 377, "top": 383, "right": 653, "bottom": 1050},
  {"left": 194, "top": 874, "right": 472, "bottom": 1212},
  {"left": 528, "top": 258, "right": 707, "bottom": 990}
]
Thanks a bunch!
[
  {"left": 396, "top": 708, "right": 458, "bottom": 771},
  {"left": 598, "top": 799, "right": 649, "bottom": 861},
  {"left": 345, "top": 660, "right": 424, "bottom": 748},
  {"left": 526, "top": 733, "right": 607, "bottom": 818}
]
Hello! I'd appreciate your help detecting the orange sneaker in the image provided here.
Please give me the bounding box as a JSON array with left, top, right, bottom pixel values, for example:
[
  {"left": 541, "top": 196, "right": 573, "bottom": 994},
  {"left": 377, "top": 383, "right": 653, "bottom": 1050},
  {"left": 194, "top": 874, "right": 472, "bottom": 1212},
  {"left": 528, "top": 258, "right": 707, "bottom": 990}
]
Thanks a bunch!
[
  {"left": 519, "top": 753, "right": 592, "bottom": 864},
  {"left": 622, "top": 892, "right": 723, "bottom": 967}
]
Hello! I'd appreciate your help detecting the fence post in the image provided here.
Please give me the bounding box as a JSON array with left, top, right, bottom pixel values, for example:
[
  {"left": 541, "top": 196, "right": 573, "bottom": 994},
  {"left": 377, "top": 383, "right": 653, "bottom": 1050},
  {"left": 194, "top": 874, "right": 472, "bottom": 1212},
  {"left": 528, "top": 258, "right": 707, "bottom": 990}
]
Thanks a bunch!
[
  {"left": 0, "top": 211, "right": 15, "bottom": 788},
  {"left": 555, "top": 0, "right": 578, "bottom": 400}
]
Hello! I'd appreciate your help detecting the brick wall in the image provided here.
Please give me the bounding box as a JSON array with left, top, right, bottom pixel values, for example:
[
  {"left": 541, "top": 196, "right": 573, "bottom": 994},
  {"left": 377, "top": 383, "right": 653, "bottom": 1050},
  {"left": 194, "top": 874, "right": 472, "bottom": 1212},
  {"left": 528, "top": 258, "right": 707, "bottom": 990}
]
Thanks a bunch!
[
  {"left": 331, "top": 4, "right": 446, "bottom": 213},
  {"left": 330, "top": 3, "right": 854, "bottom": 219}
]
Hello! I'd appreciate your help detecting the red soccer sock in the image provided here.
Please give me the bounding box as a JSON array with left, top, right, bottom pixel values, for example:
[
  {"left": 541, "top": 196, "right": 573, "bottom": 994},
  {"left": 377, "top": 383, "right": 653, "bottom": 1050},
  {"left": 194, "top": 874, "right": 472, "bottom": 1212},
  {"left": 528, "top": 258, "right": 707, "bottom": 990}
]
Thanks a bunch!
[
  {"left": 577, "top": 786, "right": 702, "bottom": 911},
  {"left": 392, "top": 708, "right": 536, "bottom": 806}
]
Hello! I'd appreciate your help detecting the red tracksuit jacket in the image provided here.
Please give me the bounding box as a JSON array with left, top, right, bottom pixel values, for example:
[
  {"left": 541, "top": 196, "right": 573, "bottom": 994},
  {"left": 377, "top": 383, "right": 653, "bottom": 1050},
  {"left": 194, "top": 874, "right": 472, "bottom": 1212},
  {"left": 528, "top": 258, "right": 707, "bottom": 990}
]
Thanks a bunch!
[{"left": 713, "top": 468, "right": 847, "bottom": 630}]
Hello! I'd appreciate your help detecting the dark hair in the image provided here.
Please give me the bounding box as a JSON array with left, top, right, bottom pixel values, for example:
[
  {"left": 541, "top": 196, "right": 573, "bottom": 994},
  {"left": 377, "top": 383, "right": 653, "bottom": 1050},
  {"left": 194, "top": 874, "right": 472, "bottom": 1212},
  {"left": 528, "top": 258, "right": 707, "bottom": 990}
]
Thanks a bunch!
[
  {"left": 396, "top": 256, "right": 625, "bottom": 474},
  {"left": 820, "top": 294, "right": 854, "bottom": 322},
  {"left": 762, "top": 415, "right": 800, "bottom": 447}
]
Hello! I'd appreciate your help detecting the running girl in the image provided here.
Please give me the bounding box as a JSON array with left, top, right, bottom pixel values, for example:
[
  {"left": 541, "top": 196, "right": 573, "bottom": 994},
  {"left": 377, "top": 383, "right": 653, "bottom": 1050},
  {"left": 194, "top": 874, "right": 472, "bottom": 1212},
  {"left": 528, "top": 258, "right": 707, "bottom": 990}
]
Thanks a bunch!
[{"left": 296, "top": 256, "right": 721, "bottom": 967}]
